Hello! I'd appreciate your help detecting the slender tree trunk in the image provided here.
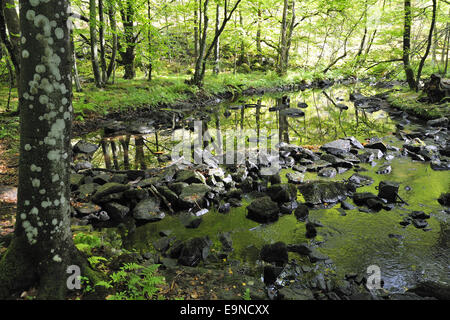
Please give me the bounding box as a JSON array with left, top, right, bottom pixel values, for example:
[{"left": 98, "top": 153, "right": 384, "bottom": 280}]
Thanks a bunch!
[
  {"left": 147, "top": 0, "right": 153, "bottom": 81},
  {"left": 120, "top": 0, "right": 136, "bottom": 79},
  {"left": 415, "top": 0, "right": 437, "bottom": 91},
  {"left": 194, "top": 0, "right": 199, "bottom": 60},
  {"left": 0, "top": 0, "right": 97, "bottom": 299},
  {"left": 90, "top": 0, "right": 103, "bottom": 87},
  {"left": 403, "top": 0, "right": 416, "bottom": 90},
  {"left": 98, "top": 0, "right": 107, "bottom": 83},
  {"left": 277, "top": 0, "right": 295, "bottom": 75},
  {"left": 2, "top": 0, "right": 20, "bottom": 81},
  {"left": 213, "top": 4, "right": 220, "bottom": 74},
  {"left": 106, "top": 1, "right": 117, "bottom": 83},
  {"left": 256, "top": 4, "right": 262, "bottom": 65},
  {"left": 71, "top": 29, "right": 83, "bottom": 92}
]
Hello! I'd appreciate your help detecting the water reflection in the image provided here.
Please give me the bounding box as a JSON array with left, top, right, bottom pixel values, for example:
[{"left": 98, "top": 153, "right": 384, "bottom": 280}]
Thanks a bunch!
[{"left": 80, "top": 85, "right": 396, "bottom": 169}]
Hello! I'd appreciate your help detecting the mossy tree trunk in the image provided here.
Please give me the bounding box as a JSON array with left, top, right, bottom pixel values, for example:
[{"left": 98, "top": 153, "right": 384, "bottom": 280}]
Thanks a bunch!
[
  {"left": 402, "top": 0, "right": 416, "bottom": 90},
  {"left": 0, "top": 0, "right": 94, "bottom": 299}
]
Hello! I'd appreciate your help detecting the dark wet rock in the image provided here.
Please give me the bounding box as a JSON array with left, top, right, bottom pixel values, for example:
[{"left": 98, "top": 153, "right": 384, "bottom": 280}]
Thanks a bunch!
[
  {"left": 263, "top": 266, "right": 283, "bottom": 285},
  {"left": 358, "top": 149, "right": 383, "bottom": 163},
  {"left": 431, "top": 159, "right": 450, "bottom": 171},
  {"left": 344, "top": 136, "right": 364, "bottom": 149},
  {"left": 179, "top": 184, "right": 210, "bottom": 208},
  {"left": 74, "top": 202, "right": 101, "bottom": 216},
  {"left": 340, "top": 201, "right": 356, "bottom": 210},
  {"left": 161, "top": 257, "right": 178, "bottom": 269},
  {"left": 297, "top": 102, "right": 308, "bottom": 109},
  {"left": 219, "top": 232, "right": 233, "bottom": 252},
  {"left": 168, "top": 182, "right": 189, "bottom": 195},
  {"left": 321, "top": 139, "right": 352, "bottom": 154},
  {"left": 92, "top": 173, "right": 111, "bottom": 185},
  {"left": 73, "top": 141, "right": 99, "bottom": 155},
  {"left": 83, "top": 210, "right": 110, "bottom": 222},
  {"left": 176, "top": 237, "right": 213, "bottom": 267},
  {"left": 366, "top": 198, "right": 385, "bottom": 211},
  {"left": 353, "top": 192, "right": 379, "bottom": 206},
  {"left": 159, "top": 229, "right": 173, "bottom": 237},
  {"left": 292, "top": 165, "right": 307, "bottom": 173},
  {"left": 246, "top": 196, "right": 279, "bottom": 223},
  {"left": 269, "top": 173, "right": 282, "bottom": 185},
  {"left": 175, "top": 170, "right": 206, "bottom": 184},
  {"left": 280, "top": 201, "right": 298, "bottom": 215},
  {"left": 137, "top": 177, "right": 160, "bottom": 188},
  {"left": 153, "top": 237, "right": 174, "bottom": 253},
  {"left": 365, "top": 141, "right": 387, "bottom": 152},
  {"left": 400, "top": 217, "right": 412, "bottom": 227},
  {"left": 298, "top": 181, "right": 350, "bottom": 205},
  {"left": 286, "top": 171, "right": 304, "bottom": 183},
  {"left": 308, "top": 248, "right": 329, "bottom": 262},
  {"left": 438, "top": 193, "right": 450, "bottom": 206},
  {"left": 73, "top": 161, "right": 93, "bottom": 171},
  {"left": 287, "top": 243, "right": 312, "bottom": 256},
  {"left": 318, "top": 167, "right": 337, "bottom": 178},
  {"left": 260, "top": 242, "right": 289, "bottom": 265},
  {"left": 305, "top": 221, "right": 317, "bottom": 238},
  {"left": 218, "top": 202, "right": 231, "bottom": 213},
  {"left": 228, "top": 198, "right": 242, "bottom": 207},
  {"left": 340, "top": 152, "right": 361, "bottom": 164},
  {"left": 426, "top": 117, "right": 448, "bottom": 128},
  {"left": 77, "top": 183, "right": 98, "bottom": 199},
  {"left": 132, "top": 197, "right": 165, "bottom": 221},
  {"left": 267, "top": 184, "right": 297, "bottom": 203},
  {"left": 279, "top": 108, "right": 305, "bottom": 118},
  {"left": 388, "top": 234, "right": 405, "bottom": 240},
  {"left": 320, "top": 154, "right": 354, "bottom": 168},
  {"left": 123, "top": 188, "right": 149, "bottom": 201},
  {"left": 156, "top": 186, "right": 179, "bottom": 207},
  {"left": 111, "top": 174, "right": 127, "bottom": 184},
  {"left": 376, "top": 163, "right": 392, "bottom": 174},
  {"left": 377, "top": 181, "right": 400, "bottom": 203},
  {"left": 278, "top": 286, "right": 314, "bottom": 300},
  {"left": 409, "top": 211, "right": 430, "bottom": 219},
  {"left": 294, "top": 204, "right": 309, "bottom": 222},
  {"left": 92, "top": 182, "right": 130, "bottom": 203},
  {"left": 412, "top": 219, "right": 428, "bottom": 229},
  {"left": 103, "top": 202, "right": 130, "bottom": 221},
  {"left": 70, "top": 174, "right": 85, "bottom": 189},
  {"left": 408, "top": 281, "right": 450, "bottom": 300},
  {"left": 348, "top": 173, "right": 374, "bottom": 187}
]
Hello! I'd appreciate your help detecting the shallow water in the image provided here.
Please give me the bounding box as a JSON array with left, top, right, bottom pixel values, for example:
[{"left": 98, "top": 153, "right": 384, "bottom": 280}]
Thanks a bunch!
[{"left": 78, "top": 84, "right": 449, "bottom": 292}]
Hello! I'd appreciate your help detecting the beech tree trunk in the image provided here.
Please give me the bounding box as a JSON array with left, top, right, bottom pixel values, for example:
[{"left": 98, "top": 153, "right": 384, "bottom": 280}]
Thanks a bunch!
[{"left": 0, "top": 0, "right": 96, "bottom": 299}]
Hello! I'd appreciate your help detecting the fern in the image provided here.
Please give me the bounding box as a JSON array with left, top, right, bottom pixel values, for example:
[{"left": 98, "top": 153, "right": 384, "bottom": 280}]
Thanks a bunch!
[{"left": 107, "top": 263, "right": 165, "bottom": 300}]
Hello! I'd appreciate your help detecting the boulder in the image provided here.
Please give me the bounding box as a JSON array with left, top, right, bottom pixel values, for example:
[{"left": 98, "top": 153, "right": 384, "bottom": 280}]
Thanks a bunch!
[
  {"left": 298, "top": 181, "right": 350, "bottom": 205},
  {"left": 318, "top": 167, "right": 337, "bottom": 178},
  {"left": 73, "top": 141, "right": 99, "bottom": 155},
  {"left": 178, "top": 184, "right": 210, "bottom": 208},
  {"left": 132, "top": 197, "right": 165, "bottom": 222},
  {"left": 266, "top": 184, "right": 297, "bottom": 203},
  {"left": 294, "top": 204, "right": 309, "bottom": 222},
  {"left": 103, "top": 202, "right": 130, "bottom": 221},
  {"left": 260, "top": 242, "right": 289, "bottom": 265},
  {"left": 246, "top": 196, "right": 279, "bottom": 223},
  {"left": 177, "top": 237, "right": 213, "bottom": 267},
  {"left": 438, "top": 193, "right": 450, "bottom": 206},
  {"left": 92, "top": 182, "right": 130, "bottom": 203},
  {"left": 321, "top": 139, "right": 352, "bottom": 154}
]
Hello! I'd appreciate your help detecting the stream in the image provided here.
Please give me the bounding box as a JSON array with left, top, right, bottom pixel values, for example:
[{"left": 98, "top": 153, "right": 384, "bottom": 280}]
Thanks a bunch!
[{"left": 73, "top": 83, "right": 449, "bottom": 297}]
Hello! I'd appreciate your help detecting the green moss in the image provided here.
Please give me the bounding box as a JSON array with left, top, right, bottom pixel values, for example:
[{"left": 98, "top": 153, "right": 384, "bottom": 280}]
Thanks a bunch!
[{"left": 387, "top": 89, "right": 450, "bottom": 120}]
